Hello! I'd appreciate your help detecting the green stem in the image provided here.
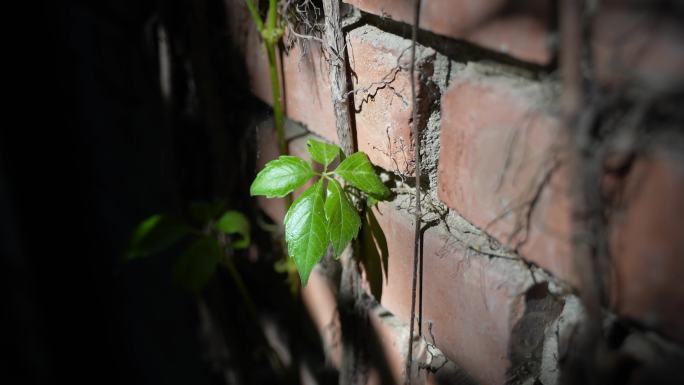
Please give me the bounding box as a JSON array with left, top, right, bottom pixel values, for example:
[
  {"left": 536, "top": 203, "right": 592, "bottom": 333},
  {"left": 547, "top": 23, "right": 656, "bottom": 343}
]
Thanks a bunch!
[
  {"left": 223, "top": 256, "right": 258, "bottom": 323},
  {"left": 265, "top": 41, "right": 286, "bottom": 157},
  {"left": 222, "top": 255, "right": 286, "bottom": 373},
  {"left": 261, "top": 1, "right": 289, "bottom": 208},
  {"left": 243, "top": 0, "right": 264, "bottom": 32},
  {"left": 248, "top": 1, "right": 293, "bottom": 255},
  {"left": 265, "top": 42, "right": 292, "bottom": 211},
  {"left": 267, "top": 0, "right": 278, "bottom": 32},
  {"left": 243, "top": 0, "right": 284, "bottom": 158}
]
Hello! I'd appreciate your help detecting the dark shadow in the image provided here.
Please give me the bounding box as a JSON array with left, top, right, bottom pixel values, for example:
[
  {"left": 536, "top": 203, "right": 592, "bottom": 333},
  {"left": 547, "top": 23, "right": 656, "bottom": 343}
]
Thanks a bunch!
[
  {"left": 360, "top": 208, "right": 389, "bottom": 301},
  {"left": 417, "top": 219, "right": 440, "bottom": 335},
  {"left": 366, "top": 305, "right": 404, "bottom": 384},
  {"left": 506, "top": 282, "right": 564, "bottom": 384}
]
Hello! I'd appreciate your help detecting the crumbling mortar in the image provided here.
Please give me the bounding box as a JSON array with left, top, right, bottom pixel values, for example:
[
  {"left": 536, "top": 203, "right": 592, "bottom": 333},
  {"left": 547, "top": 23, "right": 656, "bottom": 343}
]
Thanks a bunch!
[
  {"left": 385, "top": 181, "right": 582, "bottom": 385},
  {"left": 346, "top": 25, "right": 441, "bottom": 180},
  {"left": 385, "top": 187, "right": 574, "bottom": 296},
  {"left": 365, "top": 298, "right": 476, "bottom": 383},
  {"left": 419, "top": 52, "right": 450, "bottom": 193}
]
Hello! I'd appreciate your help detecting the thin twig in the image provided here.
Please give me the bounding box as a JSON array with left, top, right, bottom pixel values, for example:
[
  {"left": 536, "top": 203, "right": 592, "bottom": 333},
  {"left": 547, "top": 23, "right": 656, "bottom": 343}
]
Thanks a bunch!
[
  {"left": 405, "top": 0, "right": 422, "bottom": 384},
  {"left": 323, "top": 0, "right": 354, "bottom": 156},
  {"left": 322, "top": 1, "right": 366, "bottom": 384}
]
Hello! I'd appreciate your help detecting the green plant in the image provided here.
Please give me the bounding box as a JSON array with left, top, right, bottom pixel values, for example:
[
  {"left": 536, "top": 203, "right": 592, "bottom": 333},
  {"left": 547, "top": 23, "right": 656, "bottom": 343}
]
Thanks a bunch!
[
  {"left": 127, "top": 203, "right": 287, "bottom": 373},
  {"left": 250, "top": 139, "right": 390, "bottom": 286},
  {"left": 126, "top": 202, "right": 251, "bottom": 295},
  {"left": 244, "top": 0, "right": 286, "bottom": 155}
]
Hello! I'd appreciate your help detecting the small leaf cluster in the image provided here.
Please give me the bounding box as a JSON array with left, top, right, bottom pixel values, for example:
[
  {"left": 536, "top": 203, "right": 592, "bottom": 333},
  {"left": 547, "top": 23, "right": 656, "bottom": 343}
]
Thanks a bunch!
[
  {"left": 126, "top": 202, "right": 250, "bottom": 294},
  {"left": 250, "top": 139, "right": 390, "bottom": 286}
]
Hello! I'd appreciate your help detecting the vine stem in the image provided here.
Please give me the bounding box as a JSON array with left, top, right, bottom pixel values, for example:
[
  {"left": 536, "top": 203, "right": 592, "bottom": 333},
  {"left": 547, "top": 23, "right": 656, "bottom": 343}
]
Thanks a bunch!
[
  {"left": 247, "top": 0, "right": 290, "bottom": 211},
  {"left": 243, "top": 0, "right": 287, "bottom": 158},
  {"left": 221, "top": 253, "right": 286, "bottom": 374},
  {"left": 243, "top": 0, "right": 263, "bottom": 31},
  {"left": 265, "top": 40, "right": 286, "bottom": 157},
  {"left": 222, "top": 256, "right": 258, "bottom": 324},
  {"left": 405, "top": 0, "right": 422, "bottom": 384}
]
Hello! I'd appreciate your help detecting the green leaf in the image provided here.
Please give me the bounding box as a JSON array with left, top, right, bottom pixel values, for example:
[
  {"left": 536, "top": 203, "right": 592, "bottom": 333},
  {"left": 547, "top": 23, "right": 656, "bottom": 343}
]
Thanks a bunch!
[
  {"left": 334, "top": 152, "right": 391, "bottom": 200},
  {"left": 173, "top": 237, "right": 223, "bottom": 294},
  {"left": 366, "top": 196, "right": 379, "bottom": 208},
  {"left": 216, "top": 211, "right": 251, "bottom": 250},
  {"left": 306, "top": 139, "right": 340, "bottom": 168},
  {"left": 284, "top": 180, "right": 328, "bottom": 286},
  {"left": 250, "top": 156, "right": 314, "bottom": 198},
  {"left": 325, "top": 179, "right": 361, "bottom": 258},
  {"left": 126, "top": 215, "right": 189, "bottom": 259}
]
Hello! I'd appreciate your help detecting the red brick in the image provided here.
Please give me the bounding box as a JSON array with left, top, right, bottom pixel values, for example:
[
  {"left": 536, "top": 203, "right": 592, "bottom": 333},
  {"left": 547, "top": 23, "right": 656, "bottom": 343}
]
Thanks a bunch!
[
  {"left": 343, "top": 0, "right": 552, "bottom": 64},
  {"left": 343, "top": 0, "right": 505, "bottom": 37},
  {"left": 348, "top": 25, "right": 434, "bottom": 175},
  {"left": 367, "top": 303, "right": 466, "bottom": 385},
  {"left": 593, "top": 7, "right": 684, "bottom": 87},
  {"left": 229, "top": 3, "right": 440, "bottom": 171},
  {"left": 468, "top": 14, "right": 551, "bottom": 65},
  {"left": 300, "top": 267, "right": 343, "bottom": 367},
  {"left": 281, "top": 41, "right": 339, "bottom": 142},
  {"left": 609, "top": 148, "right": 684, "bottom": 343},
  {"left": 302, "top": 269, "right": 408, "bottom": 384},
  {"left": 437, "top": 65, "right": 577, "bottom": 287},
  {"left": 371, "top": 199, "right": 536, "bottom": 385},
  {"left": 303, "top": 266, "right": 467, "bottom": 385},
  {"left": 226, "top": 0, "right": 339, "bottom": 142},
  {"left": 437, "top": 65, "right": 684, "bottom": 343}
]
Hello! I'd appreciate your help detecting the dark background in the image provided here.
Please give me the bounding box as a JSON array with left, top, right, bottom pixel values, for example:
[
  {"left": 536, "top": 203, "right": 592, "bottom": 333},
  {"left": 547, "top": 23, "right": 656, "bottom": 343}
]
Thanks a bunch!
[{"left": 2, "top": 1, "right": 256, "bottom": 384}]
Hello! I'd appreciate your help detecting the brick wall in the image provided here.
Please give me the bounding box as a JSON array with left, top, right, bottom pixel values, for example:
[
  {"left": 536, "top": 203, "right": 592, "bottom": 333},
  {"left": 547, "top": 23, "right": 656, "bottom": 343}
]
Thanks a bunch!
[{"left": 226, "top": 1, "right": 684, "bottom": 384}]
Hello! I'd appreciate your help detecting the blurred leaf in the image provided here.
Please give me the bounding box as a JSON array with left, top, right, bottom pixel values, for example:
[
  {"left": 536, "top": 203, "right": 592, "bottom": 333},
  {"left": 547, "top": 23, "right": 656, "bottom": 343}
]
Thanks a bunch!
[
  {"left": 250, "top": 156, "right": 314, "bottom": 198},
  {"left": 173, "top": 237, "right": 223, "bottom": 294},
  {"left": 306, "top": 138, "right": 340, "bottom": 168},
  {"left": 284, "top": 180, "right": 327, "bottom": 287},
  {"left": 273, "top": 258, "right": 301, "bottom": 297},
  {"left": 334, "top": 152, "right": 390, "bottom": 200},
  {"left": 127, "top": 215, "right": 189, "bottom": 259},
  {"left": 325, "top": 179, "right": 361, "bottom": 258},
  {"left": 216, "top": 211, "right": 251, "bottom": 250}
]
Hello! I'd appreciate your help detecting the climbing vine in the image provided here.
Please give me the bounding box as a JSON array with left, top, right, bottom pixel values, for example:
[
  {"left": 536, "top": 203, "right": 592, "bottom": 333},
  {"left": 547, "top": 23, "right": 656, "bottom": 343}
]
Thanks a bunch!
[{"left": 250, "top": 138, "right": 390, "bottom": 285}]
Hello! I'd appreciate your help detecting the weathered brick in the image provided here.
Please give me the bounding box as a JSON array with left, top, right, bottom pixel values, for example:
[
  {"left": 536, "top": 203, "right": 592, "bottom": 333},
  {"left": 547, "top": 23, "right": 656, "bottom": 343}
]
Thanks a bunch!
[
  {"left": 301, "top": 267, "right": 408, "bottom": 384},
  {"left": 343, "top": 0, "right": 505, "bottom": 37},
  {"left": 438, "top": 64, "right": 684, "bottom": 344},
  {"left": 226, "top": 0, "right": 339, "bottom": 141},
  {"left": 348, "top": 25, "right": 435, "bottom": 175},
  {"left": 343, "top": 0, "right": 551, "bottom": 64},
  {"left": 370, "top": 199, "right": 542, "bottom": 385},
  {"left": 609, "top": 147, "right": 684, "bottom": 343},
  {"left": 437, "top": 64, "right": 576, "bottom": 286},
  {"left": 230, "top": 5, "right": 439, "bottom": 175},
  {"left": 302, "top": 266, "right": 473, "bottom": 385},
  {"left": 300, "top": 267, "right": 343, "bottom": 367},
  {"left": 593, "top": 7, "right": 684, "bottom": 88},
  {"left": 468, "top": 14, "right": 551, "bottom": 65},
  {"left": 230, "top": 3, "right": 440, "bottom": 174}
]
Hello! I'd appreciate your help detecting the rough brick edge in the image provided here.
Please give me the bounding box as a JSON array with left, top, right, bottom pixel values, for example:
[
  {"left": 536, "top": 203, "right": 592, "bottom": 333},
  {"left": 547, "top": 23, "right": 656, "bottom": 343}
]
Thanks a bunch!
[
  {"left": 343, "top": 0, "right": 552, "bottom": 65},
  {"left": 302, "top": 265, "right": 477, "bottom": 385},
  {"left": 255, "top": 115, "right": 583, "bottom": 384}
]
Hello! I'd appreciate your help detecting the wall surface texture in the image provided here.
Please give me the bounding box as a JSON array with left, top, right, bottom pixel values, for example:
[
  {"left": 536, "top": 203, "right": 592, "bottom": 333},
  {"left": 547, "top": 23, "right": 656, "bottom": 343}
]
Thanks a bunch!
[{"left": 227, "top": 1, "right": 684, "bottom": 384}]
